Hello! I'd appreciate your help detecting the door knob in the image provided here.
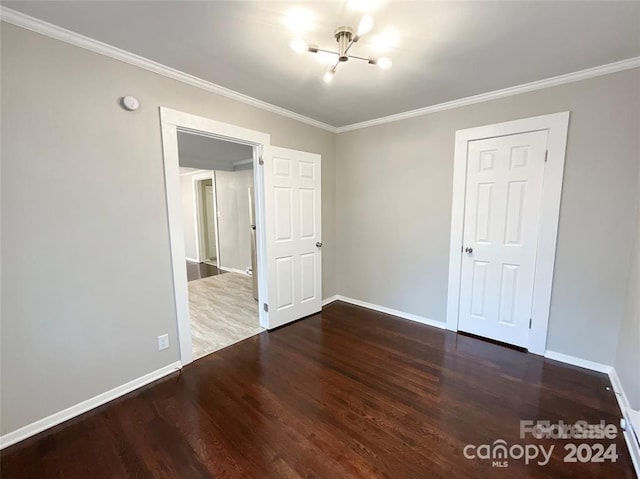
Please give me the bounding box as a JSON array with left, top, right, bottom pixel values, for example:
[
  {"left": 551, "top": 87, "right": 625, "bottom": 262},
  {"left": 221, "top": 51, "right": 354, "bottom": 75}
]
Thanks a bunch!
[
  {"left": 465, "top": 246, "right": 473, "bottom": 254},
  {"left": 316, "top": 242, "right": 323, "bottom": 248}
]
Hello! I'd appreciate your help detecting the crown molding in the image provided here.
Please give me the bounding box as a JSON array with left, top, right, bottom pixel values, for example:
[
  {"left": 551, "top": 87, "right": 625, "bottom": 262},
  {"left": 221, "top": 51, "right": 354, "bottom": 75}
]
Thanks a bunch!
[
  {"left": 336, "top": 56, "right": 640, "bottom": 133},
  {"left": 0, "top": 6, "right": 337, "bottom": 133},
  {"left": 2, "top": 6, "right": 638, "bottom": 135}
]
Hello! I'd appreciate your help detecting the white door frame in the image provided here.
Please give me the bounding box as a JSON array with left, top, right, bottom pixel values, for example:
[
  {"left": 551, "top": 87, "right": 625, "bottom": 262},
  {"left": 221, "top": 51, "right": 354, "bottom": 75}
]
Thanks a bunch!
[
  {"left": 446, "top": 112, "right": 570, "bottom": 355},
  {"left": 160, "top": 107, "right": 271, "bottom": 366},
  {"left": 192, "top": 172, "right": 221, "bottom": 266}
]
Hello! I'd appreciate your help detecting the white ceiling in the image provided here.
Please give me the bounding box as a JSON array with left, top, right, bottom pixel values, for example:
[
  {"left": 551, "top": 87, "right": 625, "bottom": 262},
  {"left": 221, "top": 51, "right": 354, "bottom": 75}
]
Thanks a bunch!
[
  {"left": 177, "top": 132, "right": 253, "bottom": 170},
  {"left": 4, "top": 1, "right": 639, "bottom": 127}
]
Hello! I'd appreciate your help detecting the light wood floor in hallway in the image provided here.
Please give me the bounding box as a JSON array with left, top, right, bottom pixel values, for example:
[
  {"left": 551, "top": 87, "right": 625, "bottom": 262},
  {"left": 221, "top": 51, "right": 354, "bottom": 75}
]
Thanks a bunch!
[{"left": 188, "top": 272, "right": 263, "bottom": 359}]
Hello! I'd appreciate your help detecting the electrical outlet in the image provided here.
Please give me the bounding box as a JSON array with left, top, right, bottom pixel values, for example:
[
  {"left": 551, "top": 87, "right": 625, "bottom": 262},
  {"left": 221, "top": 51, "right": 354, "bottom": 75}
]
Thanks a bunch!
[{"left": 158, "top": 334, "right": 169, "bottom": 351}]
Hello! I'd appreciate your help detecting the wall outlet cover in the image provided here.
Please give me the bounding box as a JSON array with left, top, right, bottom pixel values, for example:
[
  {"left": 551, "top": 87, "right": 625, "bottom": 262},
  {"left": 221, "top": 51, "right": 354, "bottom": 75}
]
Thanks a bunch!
[{"left": 158, "top": 334, "right": 169, "bottom": 351}]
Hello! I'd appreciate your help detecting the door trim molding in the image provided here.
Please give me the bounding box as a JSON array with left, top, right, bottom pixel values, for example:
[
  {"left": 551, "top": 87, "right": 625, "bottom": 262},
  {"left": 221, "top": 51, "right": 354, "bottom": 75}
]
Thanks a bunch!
[
  {"left": 446, "top": 112, "right": 570, "bottom": 355},
  {"left": 194, "top": 174, "right": 210, "bottom": 264},
  {"left": 160, "top": 107, "right": 271, "bottom": 366},
  {"left": 609, "top": 368, "right": 640, "bottom": 477}
]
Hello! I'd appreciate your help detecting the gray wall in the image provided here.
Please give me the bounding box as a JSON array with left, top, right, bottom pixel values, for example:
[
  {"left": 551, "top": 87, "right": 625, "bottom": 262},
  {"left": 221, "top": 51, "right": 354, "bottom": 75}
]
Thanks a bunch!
[
  {"left": 0, "top": 23, "right": 336, "bottom": 435},
  {"left": 614, "top": 167, "right": 640, "bottom": 410},
  {"left": 336, "top": 68, "right": 640, "bottom": 365},
  {"left": 2, "top": 19, "right": 637, "bottom": 440},
  {"left": 216, "top": 169, "right": 254, "bottom": 272}
]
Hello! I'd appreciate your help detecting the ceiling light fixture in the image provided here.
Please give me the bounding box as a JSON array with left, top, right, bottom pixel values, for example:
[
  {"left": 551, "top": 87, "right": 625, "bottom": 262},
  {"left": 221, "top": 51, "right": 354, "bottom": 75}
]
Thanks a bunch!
[{"left": 290, "top": 14, "right": 393, "bottom": 83}]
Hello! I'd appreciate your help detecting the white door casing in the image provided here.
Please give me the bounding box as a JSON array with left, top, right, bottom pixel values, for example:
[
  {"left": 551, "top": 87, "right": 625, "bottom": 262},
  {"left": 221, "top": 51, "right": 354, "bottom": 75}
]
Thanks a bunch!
[
  {"left": 160, "top": 107, "right": 271, "bottom": 365},
  {"left": 161, "top": 107, "right": 324, "bottom": 363},
  {"left": 447, "top": 112, "right": 570, "bottom": 355},
  {"left": 264, "top": 146, "right": 322, "bottom": 329},
  {"left": 458, "top": 131, "right": 548, "bottom": 347}
]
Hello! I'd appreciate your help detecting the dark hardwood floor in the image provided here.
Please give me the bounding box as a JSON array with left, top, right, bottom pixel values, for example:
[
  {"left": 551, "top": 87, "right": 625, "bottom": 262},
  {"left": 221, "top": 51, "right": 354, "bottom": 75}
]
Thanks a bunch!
[
  {"left": 186, "top": 260, "right": 223, "bottom": 282},
  {"left": 1, "top": 302, "right": 634, "bottom": 478}
]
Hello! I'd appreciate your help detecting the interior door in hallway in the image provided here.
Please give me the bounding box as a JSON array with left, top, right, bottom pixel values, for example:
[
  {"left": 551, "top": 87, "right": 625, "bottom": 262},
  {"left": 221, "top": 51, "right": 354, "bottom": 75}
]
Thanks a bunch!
[
  {"left": 264, "top": 147, "right": 322, "bottom": 329},
  {"left": 458, "top": 130, "right": 548, "bottom": 348}
]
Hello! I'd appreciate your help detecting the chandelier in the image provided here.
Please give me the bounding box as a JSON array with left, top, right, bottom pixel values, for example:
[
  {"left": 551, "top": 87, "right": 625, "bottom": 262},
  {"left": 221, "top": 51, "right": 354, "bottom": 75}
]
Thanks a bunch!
[{"left": 289, "top": 15, "right": 393, "bottom": 83}]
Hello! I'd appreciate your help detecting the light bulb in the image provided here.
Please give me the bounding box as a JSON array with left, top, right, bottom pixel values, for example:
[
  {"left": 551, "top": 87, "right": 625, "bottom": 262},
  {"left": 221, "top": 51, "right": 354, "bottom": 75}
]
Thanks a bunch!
[
  {"left": 357, "top": 15, "right": 374, "bottom": 36},
  {"left": 289, "top": 38, "right": 308, "bottom": 54},
  {"left": 377, "top": 57, "right": 392, "bottom": 70},
  {"left": 323, "top": 70, "right": 334, "bottom": 84}
]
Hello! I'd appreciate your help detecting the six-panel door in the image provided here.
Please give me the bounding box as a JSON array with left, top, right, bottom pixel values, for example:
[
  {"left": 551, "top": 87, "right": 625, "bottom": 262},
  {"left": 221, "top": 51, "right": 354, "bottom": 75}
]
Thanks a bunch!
[
  {"left": 265, "top": 146, "right": 322, "bottom": 329},
  {"left": 458, "top": 130, "right": 548, "bottom": 348}
]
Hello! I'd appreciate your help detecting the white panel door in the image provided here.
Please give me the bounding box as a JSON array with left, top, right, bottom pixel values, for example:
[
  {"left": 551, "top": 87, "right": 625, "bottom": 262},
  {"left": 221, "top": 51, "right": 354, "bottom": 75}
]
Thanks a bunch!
[
  {"left": 264, "top": 147, "right": 322, "bottom": 329},
  {"left": 458, "top": 130, "right": 548, "bottom": 347}
]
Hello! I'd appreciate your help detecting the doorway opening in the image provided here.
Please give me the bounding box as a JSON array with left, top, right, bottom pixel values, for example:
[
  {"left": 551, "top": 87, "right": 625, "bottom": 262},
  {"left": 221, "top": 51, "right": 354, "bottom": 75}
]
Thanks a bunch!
[
  {"left": 197, "top": 177, "right": 219, "bottom": 267},
  {"left": 184, "top": 171, "right": 220, "bottom": 280},
  {"left": 161, "top": 107, "right": 323, "bottom": 366},
  {"left": 160, "top": 107, "right": 272, "bottom": 366},
  {"left": 177, "top": 132, "right": 262, "bottom": 360}
]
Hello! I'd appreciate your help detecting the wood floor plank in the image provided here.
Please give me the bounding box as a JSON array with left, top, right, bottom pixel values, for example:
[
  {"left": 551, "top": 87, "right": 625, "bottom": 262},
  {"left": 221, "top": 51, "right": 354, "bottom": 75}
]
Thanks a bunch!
[{"left": 1, "top": 302, "right": 635, "bottom": 478}]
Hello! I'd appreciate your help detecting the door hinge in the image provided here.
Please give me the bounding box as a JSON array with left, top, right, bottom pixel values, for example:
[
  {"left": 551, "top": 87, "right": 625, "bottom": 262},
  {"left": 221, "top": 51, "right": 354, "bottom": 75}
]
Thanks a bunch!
[
  {"left": 544, "top": 150, "right": 548, "bottom": 162},
  {"left": 263, "top": 303, "right": 269, "bottom": 312},
  {"left": 529, "top": 318, "right": 532, "bottom": 329},
  {"left": 259, "top": 156, "right": 264, "bottom": 165}
]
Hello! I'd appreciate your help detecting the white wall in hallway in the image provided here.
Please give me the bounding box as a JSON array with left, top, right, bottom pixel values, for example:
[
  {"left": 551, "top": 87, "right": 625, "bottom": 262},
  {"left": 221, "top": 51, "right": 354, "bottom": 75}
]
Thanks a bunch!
[
  {"left": 180, "top": 174, "right": 199, "bottom": 261},
  {"left": 216, "top": 168, "right": 254, "bottom": 273},
  {"left": 179, "top": 168, "right": 253, "bottom": 271}
]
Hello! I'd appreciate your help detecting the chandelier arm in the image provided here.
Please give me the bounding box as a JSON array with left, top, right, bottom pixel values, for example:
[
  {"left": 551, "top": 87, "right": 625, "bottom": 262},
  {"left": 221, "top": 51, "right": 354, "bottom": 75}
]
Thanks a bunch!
[
  {"left": 313, "top": 47, "right": 340, "bottom": 56},
  {"left": 347, "top": 54, "right": 373, "bottom": 63},
  {"left": 344, "top": 39, "right": 356, "bottom": 56}
]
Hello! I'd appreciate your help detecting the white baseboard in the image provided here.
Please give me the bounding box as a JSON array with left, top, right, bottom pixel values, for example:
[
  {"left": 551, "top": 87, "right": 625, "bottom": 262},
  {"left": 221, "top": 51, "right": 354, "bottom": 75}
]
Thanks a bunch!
[
  {"left": 543, "top": 350, "right": 612, "bottom": 373},
  {"left": 334, "top": 295, "right": 446, "bottom": 330},
  {"left": 219, "top": 266, "right": 250, "bottom": 276},
  {"left": 185, "top": 257, "right": 200, "bottom": 263},
  {"left": 322, "top": 295, "right": 338, "bottom": 306},
  {"left": 609, "top": 368, "right": 640, "bottom": 477},
  {"left": 0, "top": 361, "right": 182, "bottom": 450}
]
